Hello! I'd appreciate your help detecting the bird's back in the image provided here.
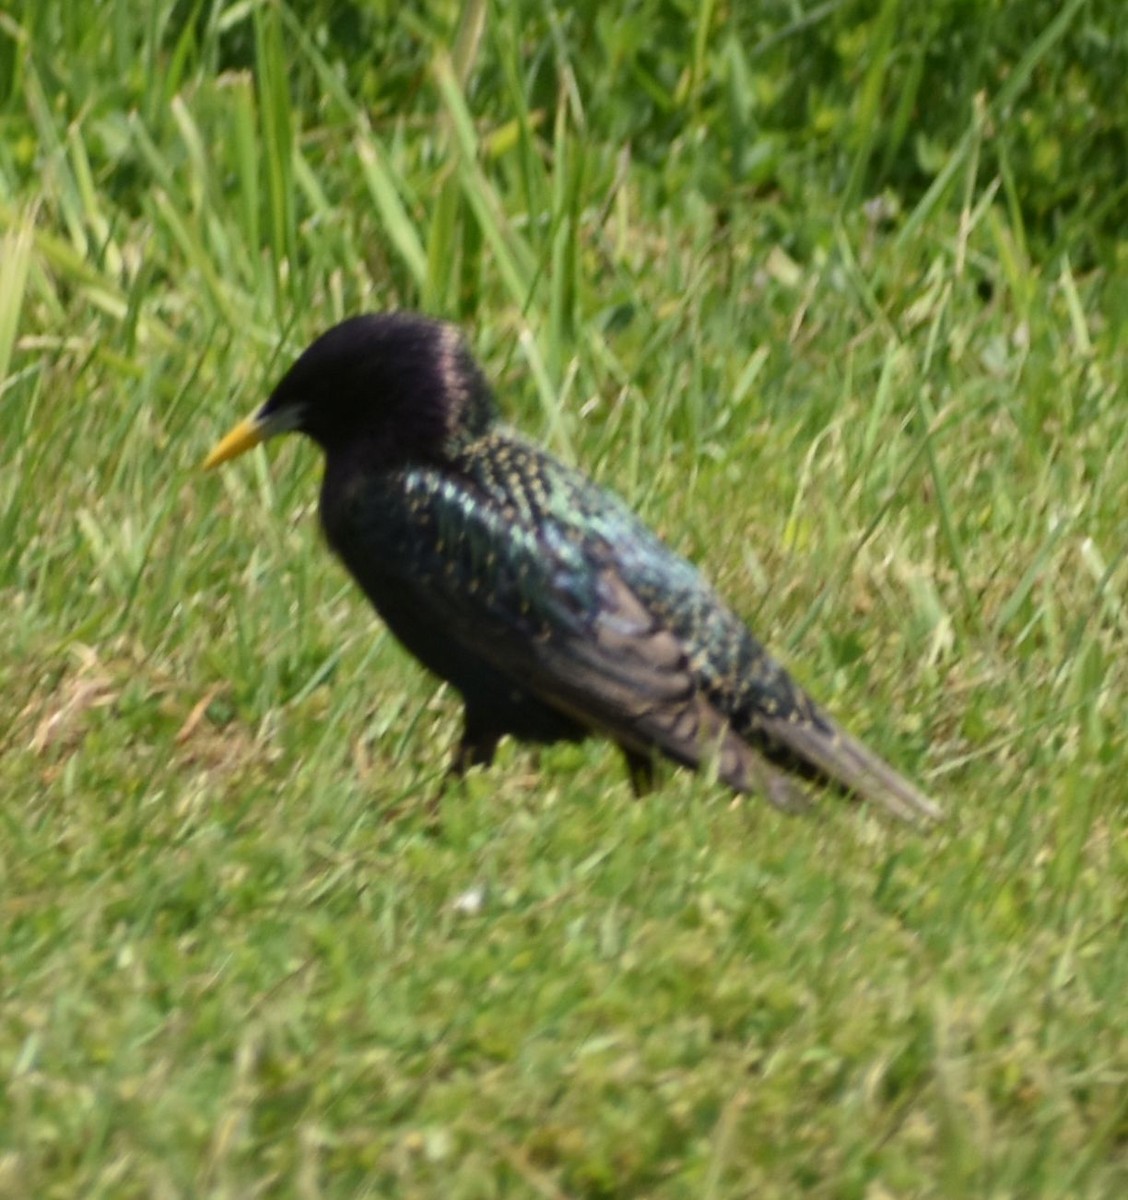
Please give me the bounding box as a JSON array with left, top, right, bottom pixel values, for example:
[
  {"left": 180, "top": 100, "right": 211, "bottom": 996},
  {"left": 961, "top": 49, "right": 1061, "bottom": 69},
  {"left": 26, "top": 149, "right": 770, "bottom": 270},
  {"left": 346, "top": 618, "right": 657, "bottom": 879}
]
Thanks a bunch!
[{"left": 459, "top": 433, "right": 817, "bottom": 732}]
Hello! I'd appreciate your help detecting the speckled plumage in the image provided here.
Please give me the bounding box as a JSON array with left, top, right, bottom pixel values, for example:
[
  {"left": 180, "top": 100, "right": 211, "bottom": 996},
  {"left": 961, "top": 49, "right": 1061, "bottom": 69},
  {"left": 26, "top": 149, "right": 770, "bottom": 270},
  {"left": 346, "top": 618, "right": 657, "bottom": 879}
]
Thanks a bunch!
[{"left": 207, "top": 312, "right": 941, "bottom": 822}]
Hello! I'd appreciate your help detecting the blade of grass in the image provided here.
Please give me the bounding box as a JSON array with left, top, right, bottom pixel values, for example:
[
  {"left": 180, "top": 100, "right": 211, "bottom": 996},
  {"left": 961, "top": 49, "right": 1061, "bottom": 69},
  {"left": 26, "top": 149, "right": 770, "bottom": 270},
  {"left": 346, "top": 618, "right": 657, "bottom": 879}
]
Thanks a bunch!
[
  {"left": 0, "top": 208, "right": 35, "bottom": 386},
  {"left": 433, "top": 51, "right": 537, "bottom": 315}
]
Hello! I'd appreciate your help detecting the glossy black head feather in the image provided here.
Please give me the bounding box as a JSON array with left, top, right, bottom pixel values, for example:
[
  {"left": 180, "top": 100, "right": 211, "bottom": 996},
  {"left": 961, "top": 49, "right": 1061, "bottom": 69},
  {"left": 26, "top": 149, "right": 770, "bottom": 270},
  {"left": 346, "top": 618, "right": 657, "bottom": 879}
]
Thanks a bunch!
[{"left": 262, "top": 312, "right": 497, "bottom": 464}]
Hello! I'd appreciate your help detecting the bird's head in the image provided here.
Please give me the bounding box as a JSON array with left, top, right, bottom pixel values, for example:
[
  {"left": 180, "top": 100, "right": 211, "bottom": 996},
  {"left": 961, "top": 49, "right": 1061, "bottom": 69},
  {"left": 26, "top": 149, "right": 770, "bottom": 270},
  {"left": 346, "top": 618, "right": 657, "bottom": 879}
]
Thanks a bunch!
[{"left": 203, "top": 312, "right": 497, "bottom": 470}]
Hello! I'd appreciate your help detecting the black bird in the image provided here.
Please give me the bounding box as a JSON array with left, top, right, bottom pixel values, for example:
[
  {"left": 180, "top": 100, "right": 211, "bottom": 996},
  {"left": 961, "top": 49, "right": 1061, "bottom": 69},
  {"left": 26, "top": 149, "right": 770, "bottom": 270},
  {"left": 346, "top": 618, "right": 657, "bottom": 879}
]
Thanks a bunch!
[{"left": 204, "top": 313, "right": 940, "bottom": 822}]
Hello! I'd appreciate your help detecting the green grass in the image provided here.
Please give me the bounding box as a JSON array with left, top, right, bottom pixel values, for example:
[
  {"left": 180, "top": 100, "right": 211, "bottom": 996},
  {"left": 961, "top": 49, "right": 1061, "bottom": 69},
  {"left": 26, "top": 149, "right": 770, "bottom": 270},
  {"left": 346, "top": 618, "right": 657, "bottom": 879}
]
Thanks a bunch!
[{"left": 2, "top": 2, "right": 1126, "bottom": 1196}]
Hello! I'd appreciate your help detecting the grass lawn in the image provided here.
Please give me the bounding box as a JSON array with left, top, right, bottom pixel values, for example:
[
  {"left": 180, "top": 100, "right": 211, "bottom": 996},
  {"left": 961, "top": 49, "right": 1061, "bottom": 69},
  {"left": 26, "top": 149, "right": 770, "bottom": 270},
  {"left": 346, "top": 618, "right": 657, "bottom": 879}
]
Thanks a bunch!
[{"left": 1, "top": 2, "right": 1125, "bottom": 1196}]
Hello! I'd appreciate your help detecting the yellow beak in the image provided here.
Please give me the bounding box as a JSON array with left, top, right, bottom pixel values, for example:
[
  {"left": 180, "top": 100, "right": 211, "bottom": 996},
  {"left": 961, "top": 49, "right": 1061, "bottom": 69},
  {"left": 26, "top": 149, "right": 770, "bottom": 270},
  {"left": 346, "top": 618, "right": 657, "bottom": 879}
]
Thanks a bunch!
[{"left": 202, "top": 415, "right": 267, "bottom": 470}]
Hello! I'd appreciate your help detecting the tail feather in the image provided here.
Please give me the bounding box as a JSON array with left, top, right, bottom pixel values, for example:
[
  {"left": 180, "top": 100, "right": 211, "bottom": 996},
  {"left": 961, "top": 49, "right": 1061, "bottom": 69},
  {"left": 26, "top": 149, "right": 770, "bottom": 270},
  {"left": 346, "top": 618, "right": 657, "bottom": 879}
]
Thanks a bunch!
[{"left": 758, "top": 712, "right": 942, "bottom": 824}]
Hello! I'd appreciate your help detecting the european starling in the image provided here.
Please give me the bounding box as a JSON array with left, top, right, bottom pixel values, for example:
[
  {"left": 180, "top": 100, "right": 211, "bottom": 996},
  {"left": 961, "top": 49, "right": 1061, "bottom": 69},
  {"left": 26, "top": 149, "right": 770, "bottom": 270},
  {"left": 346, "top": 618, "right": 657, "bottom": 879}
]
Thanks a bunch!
[{"left": 204, "top": 313, "right": 940, "bottom": 822}]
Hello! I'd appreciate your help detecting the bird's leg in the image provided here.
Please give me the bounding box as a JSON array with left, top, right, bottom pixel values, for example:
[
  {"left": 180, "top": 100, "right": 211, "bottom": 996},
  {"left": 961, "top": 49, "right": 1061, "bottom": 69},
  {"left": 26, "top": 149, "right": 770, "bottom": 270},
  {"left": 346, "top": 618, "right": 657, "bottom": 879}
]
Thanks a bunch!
[
  {"left": 450, "top": 732, "right": 500, "bottom": 777},
  {"left": 621, "top": 746, "right": 658, "bottom": 797},
  {"left": 447, "top": 708, "right": 501, "bottom": 780},
  {"left": 424, "top": 717, "right": 499, "bottom": 829}
]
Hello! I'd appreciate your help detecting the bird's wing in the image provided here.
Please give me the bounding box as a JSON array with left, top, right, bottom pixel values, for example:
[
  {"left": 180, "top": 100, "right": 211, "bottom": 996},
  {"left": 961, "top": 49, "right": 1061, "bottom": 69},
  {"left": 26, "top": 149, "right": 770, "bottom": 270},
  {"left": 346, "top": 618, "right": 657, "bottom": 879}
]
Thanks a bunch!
[
  {"left": 352, "top": 468, "right": 812, "bottom": 812},
  {"left": 501, "top": 454, "right": 942, "bottom": 824},
  {"left": 521, "top": 563, "right": 814, "bottom": 812}
]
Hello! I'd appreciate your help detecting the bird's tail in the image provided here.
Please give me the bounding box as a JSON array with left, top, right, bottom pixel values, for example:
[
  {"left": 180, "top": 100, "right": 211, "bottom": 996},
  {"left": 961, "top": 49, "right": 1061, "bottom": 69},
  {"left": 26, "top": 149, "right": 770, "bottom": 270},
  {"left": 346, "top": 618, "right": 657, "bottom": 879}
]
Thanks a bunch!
[{"left": 756, "top": 710, "right": 943, "bottom": 824}]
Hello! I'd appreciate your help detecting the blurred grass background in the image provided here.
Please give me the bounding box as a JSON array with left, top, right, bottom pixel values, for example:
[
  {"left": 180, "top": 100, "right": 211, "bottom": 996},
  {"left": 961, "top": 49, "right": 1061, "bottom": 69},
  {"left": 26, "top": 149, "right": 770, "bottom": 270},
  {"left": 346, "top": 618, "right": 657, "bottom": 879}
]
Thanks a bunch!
[{"left": 1, "top": 1, "right": 1125, "bottom": 1196}]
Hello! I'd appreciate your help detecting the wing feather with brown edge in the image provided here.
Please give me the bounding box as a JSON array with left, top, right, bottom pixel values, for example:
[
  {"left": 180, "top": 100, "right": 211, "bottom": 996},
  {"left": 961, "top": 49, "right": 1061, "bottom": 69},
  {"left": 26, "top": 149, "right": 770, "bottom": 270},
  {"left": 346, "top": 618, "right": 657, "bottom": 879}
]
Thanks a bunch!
[{"left": 524, "top": 568, "right": 812, "bottom": 814}]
